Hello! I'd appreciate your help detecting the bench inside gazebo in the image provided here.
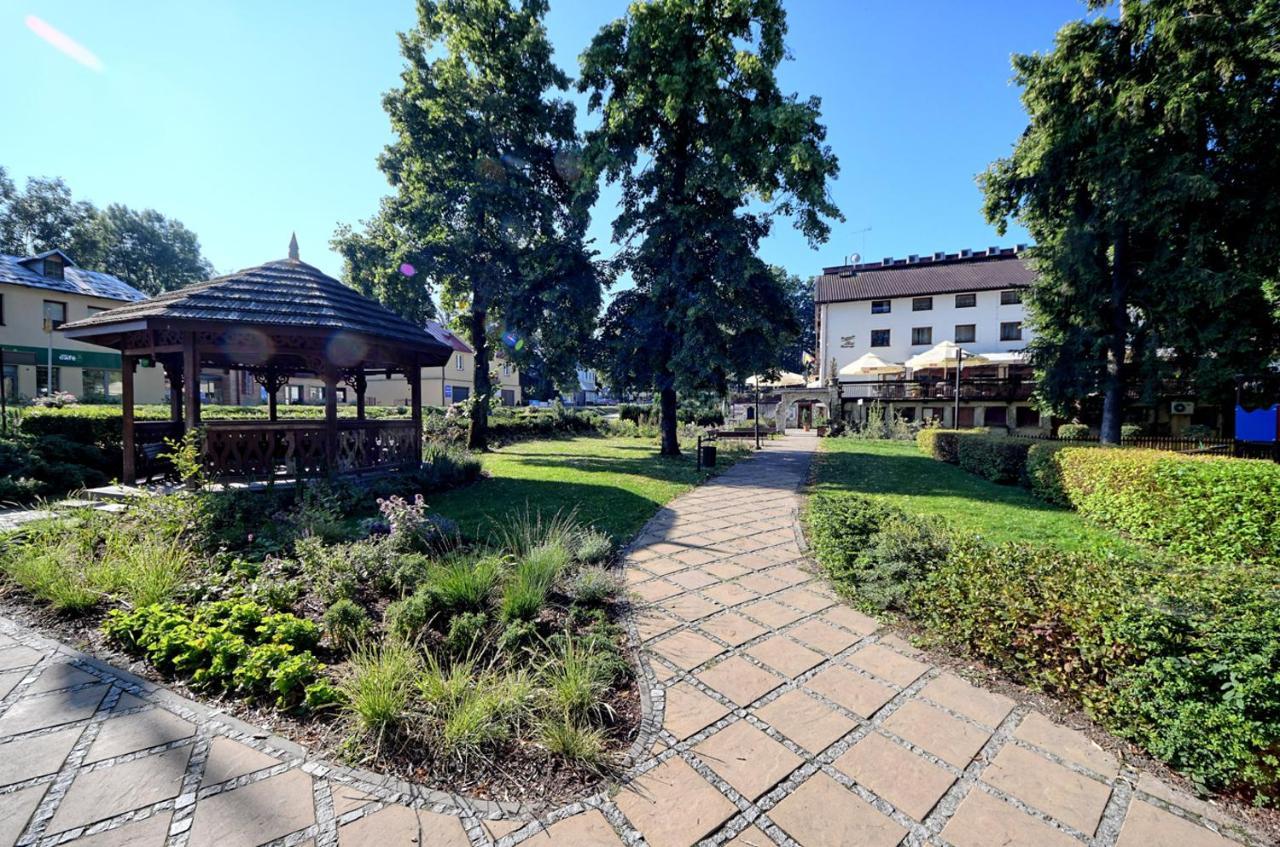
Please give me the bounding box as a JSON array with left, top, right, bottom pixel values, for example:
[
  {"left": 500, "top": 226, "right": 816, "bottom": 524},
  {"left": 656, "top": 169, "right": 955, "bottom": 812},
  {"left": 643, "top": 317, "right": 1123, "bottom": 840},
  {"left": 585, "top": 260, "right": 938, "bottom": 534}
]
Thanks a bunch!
[{"left": 58, "top": 237, "right": 453, "bottom": 485}]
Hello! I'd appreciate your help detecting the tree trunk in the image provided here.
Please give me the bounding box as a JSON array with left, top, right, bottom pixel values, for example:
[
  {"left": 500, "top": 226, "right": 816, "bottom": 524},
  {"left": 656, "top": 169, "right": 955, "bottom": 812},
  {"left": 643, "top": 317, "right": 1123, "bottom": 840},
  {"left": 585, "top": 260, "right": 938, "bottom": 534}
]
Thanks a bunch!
[
  {"left": 659, "top": 383, "right": 680, "bottom": 456},
  {"left": 1100, "top": 227, "right": 1130, "bottom": 445},
  {"left": 468, "top": 301, "right": 490, "bottom": 451}
]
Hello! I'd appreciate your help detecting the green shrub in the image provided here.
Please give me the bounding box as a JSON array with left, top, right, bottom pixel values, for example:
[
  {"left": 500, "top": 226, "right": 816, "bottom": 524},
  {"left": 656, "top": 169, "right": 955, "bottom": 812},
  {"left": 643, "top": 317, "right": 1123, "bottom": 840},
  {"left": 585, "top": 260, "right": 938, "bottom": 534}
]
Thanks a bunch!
[
  {"left": 1024, "top": 442, "right": 1072, "bottom": 505},
  {"left": 805, "top": 493, "right": 899, "bottom": 590},
  {"left": 572, "top": 528, "right": 614, "bottom": 565},
  {"left": 445, "top": 611, "right": 489, "bottom": 655},
  {"left": 323, "top": 598, "right": 370, "bottom": 648},
  {"left": 570, "top": 567, "right": 622, "bottom": 607},
  {"left": 383, "top": 592, "right": 434, "bottom": 640},
  {"left": 916, "top": 428, "right": 963, "bottom": 463},
  {"left": 1056, "top": 422, "right": 1091, "bottom": 440},
  {"left": 1051, "top": 447, "right": 1280, "bottom": 568},
  {"left": 1120, "top": 424, "right": 1143, "bottom": 440},
  {"left": 954, "top": 433, "right": 1032, "bottom": 484},
  {"left": 339, "top": 639, "right": 420, "bottom": 737}
]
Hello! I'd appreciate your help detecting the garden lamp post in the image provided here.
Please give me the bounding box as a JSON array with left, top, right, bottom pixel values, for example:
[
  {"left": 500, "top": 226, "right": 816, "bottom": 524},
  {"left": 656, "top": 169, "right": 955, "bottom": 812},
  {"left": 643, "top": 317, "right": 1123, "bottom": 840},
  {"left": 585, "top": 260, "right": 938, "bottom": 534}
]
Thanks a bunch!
[{"left": 954, "top": 347, "right": 962, "bottom": 428}]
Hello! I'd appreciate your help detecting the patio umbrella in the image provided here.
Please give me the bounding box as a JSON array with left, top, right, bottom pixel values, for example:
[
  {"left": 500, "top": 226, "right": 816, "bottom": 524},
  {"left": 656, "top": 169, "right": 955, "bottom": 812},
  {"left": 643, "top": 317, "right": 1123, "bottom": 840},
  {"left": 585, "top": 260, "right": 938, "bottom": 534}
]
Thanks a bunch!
[
  {"left": 745, "top": 371, "right": 807, "bottom": 388},
  {"left": 904, "top": 340, "right": 989, "bottom": 371},
  {"left": 838, "top": 353, "right": 906, "bottom": 378}
]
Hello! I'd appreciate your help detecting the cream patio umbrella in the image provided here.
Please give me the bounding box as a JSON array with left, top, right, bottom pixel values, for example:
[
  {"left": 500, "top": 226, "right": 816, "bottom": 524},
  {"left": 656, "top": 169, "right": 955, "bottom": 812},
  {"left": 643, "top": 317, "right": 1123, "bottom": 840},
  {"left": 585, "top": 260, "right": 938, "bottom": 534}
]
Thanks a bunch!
[
  {"left": 905, "top": 341, "right": 989, "bottom": 427},
  {"left": 838, "top": 352, "right": 907, "bottom": 378},
  {"left": 745, "top": 371, "right": 807, "bottom": 388}
]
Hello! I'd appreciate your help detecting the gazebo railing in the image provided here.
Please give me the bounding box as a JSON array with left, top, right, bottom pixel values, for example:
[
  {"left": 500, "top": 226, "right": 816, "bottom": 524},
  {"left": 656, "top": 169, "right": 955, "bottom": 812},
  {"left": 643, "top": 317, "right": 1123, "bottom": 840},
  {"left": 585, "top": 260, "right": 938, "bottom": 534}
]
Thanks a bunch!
[{"left": 201, "top": 419, "right": 418, "bottom": 480}]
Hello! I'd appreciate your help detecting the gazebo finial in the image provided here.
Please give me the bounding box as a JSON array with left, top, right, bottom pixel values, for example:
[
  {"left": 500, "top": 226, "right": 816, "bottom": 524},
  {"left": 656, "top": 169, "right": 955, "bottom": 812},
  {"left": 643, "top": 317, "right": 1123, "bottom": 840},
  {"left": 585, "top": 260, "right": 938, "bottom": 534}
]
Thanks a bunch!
[{"left": 288, "top": 232, "right": 300, "bottom": 261}]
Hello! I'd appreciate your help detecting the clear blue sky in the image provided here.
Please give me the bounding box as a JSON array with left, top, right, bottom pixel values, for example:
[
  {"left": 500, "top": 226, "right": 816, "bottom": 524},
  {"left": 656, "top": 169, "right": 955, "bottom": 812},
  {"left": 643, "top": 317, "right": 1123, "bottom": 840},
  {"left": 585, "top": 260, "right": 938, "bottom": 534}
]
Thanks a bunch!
[{"left": 3, "top": 1, "right": 1094, "bottom": 284}]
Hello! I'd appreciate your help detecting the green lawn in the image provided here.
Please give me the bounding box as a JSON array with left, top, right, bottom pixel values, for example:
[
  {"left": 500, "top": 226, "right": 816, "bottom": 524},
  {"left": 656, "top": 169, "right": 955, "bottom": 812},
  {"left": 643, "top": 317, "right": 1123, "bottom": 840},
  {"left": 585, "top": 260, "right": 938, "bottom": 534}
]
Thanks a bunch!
[
  {"left": 812, "top": 439, "right": 1132, "bottom": 552},
  {"left": 429, "top": 435, "right": 741, "bottom": 543}
]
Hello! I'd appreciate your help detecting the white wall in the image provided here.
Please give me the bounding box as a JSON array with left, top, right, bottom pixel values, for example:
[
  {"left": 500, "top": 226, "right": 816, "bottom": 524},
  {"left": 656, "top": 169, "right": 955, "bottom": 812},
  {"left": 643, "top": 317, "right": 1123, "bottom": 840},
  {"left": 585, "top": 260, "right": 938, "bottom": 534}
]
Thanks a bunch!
[{"left": 819, "top": 289, "right": 1030, "bottom": 381}]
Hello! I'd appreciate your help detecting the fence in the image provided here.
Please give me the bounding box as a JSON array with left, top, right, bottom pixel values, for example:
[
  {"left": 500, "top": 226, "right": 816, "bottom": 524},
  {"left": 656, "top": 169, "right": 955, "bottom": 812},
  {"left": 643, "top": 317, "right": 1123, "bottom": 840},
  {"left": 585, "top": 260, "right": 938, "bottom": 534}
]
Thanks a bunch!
[{"left": 1021, "top": 431, "right": 1279, "bottom": 462}]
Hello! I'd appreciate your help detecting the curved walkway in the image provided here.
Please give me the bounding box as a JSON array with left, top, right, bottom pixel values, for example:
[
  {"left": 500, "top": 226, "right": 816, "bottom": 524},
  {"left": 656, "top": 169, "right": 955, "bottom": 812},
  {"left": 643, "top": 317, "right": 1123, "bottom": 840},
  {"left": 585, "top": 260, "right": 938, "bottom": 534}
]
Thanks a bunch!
[{"left": 0, "top": 435, "right": 1256, "bottom": 846}]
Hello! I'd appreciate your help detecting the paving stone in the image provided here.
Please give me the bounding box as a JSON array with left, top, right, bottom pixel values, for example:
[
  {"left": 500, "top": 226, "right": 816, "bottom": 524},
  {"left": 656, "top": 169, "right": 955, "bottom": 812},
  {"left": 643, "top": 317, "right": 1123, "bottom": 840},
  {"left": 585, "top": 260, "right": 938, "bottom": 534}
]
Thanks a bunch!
[
  {"left": 187, "top": 768, "right": 315, "bottom": 847},
  {"left": 982, "top": 743, "right": 1111, "bottom": 835},
  {"left": 517, "top": 809, "right": 622, "bottom": 845},
  {"left": 692, "top": 720, "right": 803, "bottom": 801},
  {"left": 788, "top": 619, "right": 862, "bottom": 655},
  {"left": 1134, "top": 773, "right": 1236, "bottom": 828},
  {"left": 0, "top": 684, "right": 108, "bottom": 738},
  {"left": 62, "top": 812, "right": 171, "bottom": 847},
  {"left": 699, "top": 582, "right": 758, "bottom": 607},
  {"left": 649, "top": 630, "right": 724, "bottom": 670},
  {"left": 25, "top": 663, "right": 100, "bottom": 694},
  {"left": 663, "top": 682, "right": 730, "bottom": 741},
  {"left": 48, "top": 745, "right": 191, "bottom": 834},
  {"left": 764, "top": 565, "right": 813, "bottom": 587},
  {"left": 664, "top": 592, "right": 720, "bottom": 622},
  {"left": 698, "top": 612, "right": 769, "bottom": 647},
  {"left": 876, "top": 632, "right": 925, "bottom": 658},
  {"left": 1116, "top": 799, "right": 1238, "bottom": 847},
  {"left": 745, "top": 635, "right": 824, "bottom": 677},
  {"left": 1014, "top": 711, "right": 1120, "bottom": 778},
  {"left": 481, "top": 818, "right": 526, "bottom": 840},
  {"left": 0, "top": 782, "right": 48, "bottom": 847},
  {"left": 0, "top": 669, "right": 24, "bottom": 700},
  {"left": 630, "top": 579, "right": 682, "bottom": 604},
  {"left": 634, "top": 609, "right": 681, "bottom": 642},
  {"left": 753, "top": 689, "right": 856, "bottom": 754},
  {"left": 330, "top": 784, "right": 376, "bottom": 816},
  {"left": 702, "top": 561, "right": 749, "bottom": 580},
  {"left": 667, "top": 569, "right": 719, "bottom": 590},
  {"left": 941, "top": 787, "right": 1079, "bottom": 847},
  {"left": 805, "top": 665, "right": 896, "bottom": 719},
  {"left": 833, "top": 733, "right": 954, "bottom": 821},
  {"left": 740, "top": 598, "right": 806, "bottom": 628},
  {"left": 673, "top": 548, "right": 718, "bottom": 566},
  {"left": 736, "top": 573, "right": 788, "bottom": 596},
  {"left": 638, "top": 557, "right": 686, "bottom": 576},
  {"left": 881, "top": 700, "right": 991, "bottom": 768},
  {"left": 723, "top": 825, "right": 775, "bottom": 846},
  {"left": 768, "top": 771, "right": 906, "bottom": 847},
  {"left": 697, "top": 656, "right": 782, "bottom": 707},
  {"left": 818, "top": 606, "right": 880, "bottom": 636},
  {"left": 729, "top": 553, "right": 775, "bottom": 570},
  {"left": 85, "top": 708, "right": 194, "bottom": 762},
  {"left": 0, "top": 645, "right": 43, "bottom": 671},
  {"left": 0, "top": 725, "right": 82, "bottom": 787},
  {"left": 773, "top": 587, "right": 834, "bottom": 613},
  {"left": 337, "top": 803, "right": 469, "bottom": 846},
  {"left": 846, "top": 644, "right": 929, "bottom": 686},
  {"left": 615, "top": 758, "right": 736, "bottom": 847},
  {"left": 201, "top": 736, "right": 280, "bottom": 785},
  {"left": 918, "top": 672, "right": 1014, "bottom": 728}
]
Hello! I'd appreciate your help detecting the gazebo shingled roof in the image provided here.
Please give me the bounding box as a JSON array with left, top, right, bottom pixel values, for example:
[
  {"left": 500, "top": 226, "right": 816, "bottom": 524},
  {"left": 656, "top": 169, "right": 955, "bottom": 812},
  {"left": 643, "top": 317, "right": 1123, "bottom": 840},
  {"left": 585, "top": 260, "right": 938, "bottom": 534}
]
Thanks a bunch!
[{"left": 58, "top": 240, "right": 449, "bottom": 484}]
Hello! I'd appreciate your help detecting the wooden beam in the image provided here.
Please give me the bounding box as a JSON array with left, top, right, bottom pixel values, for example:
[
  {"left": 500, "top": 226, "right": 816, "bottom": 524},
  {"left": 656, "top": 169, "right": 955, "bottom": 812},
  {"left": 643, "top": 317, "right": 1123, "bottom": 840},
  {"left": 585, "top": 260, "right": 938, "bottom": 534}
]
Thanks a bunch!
[
  {"left": 121, "top": 355, "right": 136, "bottom": 485},
  {"left": 409, "top": 364, "right": 423, "bottom": 468},
  {"left": 182, "top": 331, "right": 201, "bottom": 431},
  {"left": 355, "top": 369, "right": 367, "bottom": 421},
  {"left": 323, "top": 370, "right": 339, "bottom": 471}
]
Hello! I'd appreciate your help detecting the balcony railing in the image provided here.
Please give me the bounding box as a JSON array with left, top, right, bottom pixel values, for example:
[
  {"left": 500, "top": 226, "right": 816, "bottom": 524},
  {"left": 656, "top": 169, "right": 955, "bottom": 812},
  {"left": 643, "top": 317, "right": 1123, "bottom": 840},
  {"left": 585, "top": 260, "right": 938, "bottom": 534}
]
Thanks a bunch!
[{"left": 838, "top": 378, "right": 1036, "bottom": 403}]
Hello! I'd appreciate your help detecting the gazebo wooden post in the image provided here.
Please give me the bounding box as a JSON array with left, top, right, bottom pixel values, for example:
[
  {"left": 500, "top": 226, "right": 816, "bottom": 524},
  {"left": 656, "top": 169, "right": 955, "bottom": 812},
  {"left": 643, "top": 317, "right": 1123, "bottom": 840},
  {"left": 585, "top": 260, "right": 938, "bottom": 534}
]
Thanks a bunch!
[
  {"left": 121, "top": 355, "right": 136, "bottom": 485},
  {"left": 354, "top": 369, "right": 367, "bottom": 421},
  {"left": 267, "top": 368, "right": 279, "bottom": 422},
  {"left": 164, "top": 360, "right": 182, "bottom": 425},
  {"left": 182, "top": 332, "right": 201, "bottom": 431},
  {"left": 323, "top": 369, "right": 339, "bottom": 472},
  {"left": 409, "top": 363, "right": 423, "bottom": 467}
]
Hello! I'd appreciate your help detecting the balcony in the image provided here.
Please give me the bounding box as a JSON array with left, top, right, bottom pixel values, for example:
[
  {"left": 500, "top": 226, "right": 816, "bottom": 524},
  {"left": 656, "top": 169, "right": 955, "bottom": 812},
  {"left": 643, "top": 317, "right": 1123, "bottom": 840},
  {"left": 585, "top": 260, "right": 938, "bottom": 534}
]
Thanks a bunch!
[{"left": 838, "top": 377, "right": 1036, "bottom": 403}]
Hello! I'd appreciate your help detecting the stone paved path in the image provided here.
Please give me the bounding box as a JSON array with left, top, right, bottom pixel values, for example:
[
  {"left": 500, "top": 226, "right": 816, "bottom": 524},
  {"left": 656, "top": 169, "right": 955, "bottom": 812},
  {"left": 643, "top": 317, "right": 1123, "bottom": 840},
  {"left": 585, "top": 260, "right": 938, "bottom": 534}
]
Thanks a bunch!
[{"left": 0, "top": 435, "right": 1258, "bottom": 846}]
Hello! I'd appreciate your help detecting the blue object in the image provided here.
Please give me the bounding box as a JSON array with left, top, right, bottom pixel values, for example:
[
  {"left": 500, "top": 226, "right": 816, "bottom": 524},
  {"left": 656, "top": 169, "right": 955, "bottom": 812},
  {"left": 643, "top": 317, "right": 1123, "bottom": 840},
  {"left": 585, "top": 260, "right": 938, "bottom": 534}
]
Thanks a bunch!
[{"left": 1236, "top": 404, "right": 1279, "bottom": 442}]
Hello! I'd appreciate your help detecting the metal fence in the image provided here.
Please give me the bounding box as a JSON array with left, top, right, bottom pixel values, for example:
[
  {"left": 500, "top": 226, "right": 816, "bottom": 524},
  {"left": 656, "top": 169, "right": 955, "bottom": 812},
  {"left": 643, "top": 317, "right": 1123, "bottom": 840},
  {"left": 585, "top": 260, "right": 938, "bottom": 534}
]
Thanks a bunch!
[{"left": 1020, "top": 431, "right": 1279, "bottom": 462}]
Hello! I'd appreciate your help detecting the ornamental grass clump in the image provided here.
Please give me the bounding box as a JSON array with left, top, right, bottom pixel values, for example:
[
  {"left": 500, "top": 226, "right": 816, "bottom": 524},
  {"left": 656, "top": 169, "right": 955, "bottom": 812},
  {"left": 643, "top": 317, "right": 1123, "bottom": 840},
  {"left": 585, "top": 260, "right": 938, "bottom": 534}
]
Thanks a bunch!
[{"left": 339, "top": 639, "right": 420, "bottom": 741}]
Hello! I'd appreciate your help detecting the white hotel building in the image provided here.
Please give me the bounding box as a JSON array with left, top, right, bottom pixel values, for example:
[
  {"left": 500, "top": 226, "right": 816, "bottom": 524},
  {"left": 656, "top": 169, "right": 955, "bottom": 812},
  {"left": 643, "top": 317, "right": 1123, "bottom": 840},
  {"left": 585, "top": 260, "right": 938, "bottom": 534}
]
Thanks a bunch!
[{"left": 813, "top": 246, "right": 1048, "bottom": 430}]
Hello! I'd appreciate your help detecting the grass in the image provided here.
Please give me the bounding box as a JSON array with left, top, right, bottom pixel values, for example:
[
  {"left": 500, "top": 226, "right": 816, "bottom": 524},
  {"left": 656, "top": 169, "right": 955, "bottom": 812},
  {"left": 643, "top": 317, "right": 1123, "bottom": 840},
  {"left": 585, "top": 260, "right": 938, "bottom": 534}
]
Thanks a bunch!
[
  {"left": 339, "top": 640, "right": 419, "bottom": 738},
  {"left": 429, "top": 435, "right": 743, "bottom": 542},
  {"left": 812, "top": 439, "right": 1134, "bottom": 553}
]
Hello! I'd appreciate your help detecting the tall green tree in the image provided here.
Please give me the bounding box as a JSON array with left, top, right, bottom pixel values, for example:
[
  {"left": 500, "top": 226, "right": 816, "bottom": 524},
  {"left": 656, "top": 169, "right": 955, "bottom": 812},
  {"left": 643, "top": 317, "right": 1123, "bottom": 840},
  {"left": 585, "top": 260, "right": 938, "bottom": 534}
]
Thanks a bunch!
[
  {"left": 776, "top": 267, "right": 816, "bottom": 375},
  {"left": 982, "top": 0, "right": 1280, "bottom": 442},
  {"left": 353, "top": 0, "right": 601, "bottom": 450},
  {"left": 0, "top": 167, "right": 213, "bottom": 295},
  {"left": 580, "top": 0, "right": 840, "bottom": 455},
  {"left": 331, "top": 206, "right": 437, "bottom": 324}
]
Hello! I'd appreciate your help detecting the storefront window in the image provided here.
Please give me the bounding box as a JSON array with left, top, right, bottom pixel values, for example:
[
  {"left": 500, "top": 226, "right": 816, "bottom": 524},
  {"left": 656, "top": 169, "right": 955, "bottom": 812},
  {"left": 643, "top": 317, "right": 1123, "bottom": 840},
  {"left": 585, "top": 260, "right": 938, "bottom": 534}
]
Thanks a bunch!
[
  {"left": 2, "top": 364, "right": 16, "bottom": 400},
  {"left": 36, "top": 366, "right": 61, "bottom": 395},
  {"left": 82, "top": 368, "right": 123, "bottom": 401}
]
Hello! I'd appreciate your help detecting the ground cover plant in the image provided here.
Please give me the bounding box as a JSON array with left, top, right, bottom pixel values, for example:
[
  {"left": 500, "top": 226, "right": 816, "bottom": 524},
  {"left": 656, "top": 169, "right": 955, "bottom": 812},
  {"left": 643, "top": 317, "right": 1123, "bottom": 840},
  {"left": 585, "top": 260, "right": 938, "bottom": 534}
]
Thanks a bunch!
[{"left": 807, "top": 438, "right": 1280, "bottom": 806}]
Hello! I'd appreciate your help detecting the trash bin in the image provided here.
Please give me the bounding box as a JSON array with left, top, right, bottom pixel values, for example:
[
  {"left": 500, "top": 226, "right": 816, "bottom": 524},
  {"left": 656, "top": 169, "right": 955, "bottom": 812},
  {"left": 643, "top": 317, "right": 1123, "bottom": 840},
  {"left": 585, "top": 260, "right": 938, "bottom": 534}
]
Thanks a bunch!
[{"left": 699, "top": 443, "right": 717, "bottom": 467}]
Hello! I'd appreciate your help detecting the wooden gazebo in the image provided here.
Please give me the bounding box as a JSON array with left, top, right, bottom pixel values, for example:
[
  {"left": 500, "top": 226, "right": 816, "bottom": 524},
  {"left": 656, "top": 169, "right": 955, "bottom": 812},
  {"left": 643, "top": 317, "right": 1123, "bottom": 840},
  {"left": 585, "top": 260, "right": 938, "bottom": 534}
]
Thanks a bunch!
[{"left": 59, "top": 238, "right": 453, "bottom": 484}]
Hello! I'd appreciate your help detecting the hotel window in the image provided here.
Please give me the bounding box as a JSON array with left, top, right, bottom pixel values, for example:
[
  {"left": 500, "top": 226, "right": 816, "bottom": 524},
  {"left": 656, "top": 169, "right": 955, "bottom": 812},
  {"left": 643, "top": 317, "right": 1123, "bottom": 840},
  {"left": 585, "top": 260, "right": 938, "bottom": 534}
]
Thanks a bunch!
[
  {"left": 43, "top": 300, "right": 67, "bottom": 329},
  {"left": 43, "top": 255, "right": 65, "bottom": 280},
  {"left": 911, "top": 326, "right": 933, "bottom": 346},
  {"left": 912, "top": 297, "right": 933, "bottom": 311},
  {"left": 1000, "top": 321, "right": 1023, "bottom": 341},
  {"left": 870, "top": 329, "right": 891, "bottom": 347},
  {"left": 36, "top": 366, "right": 61, "bottom": 395},
  {"left": 1000, "top": 289, "right": 1023, "bottom": 305},
  {"left": 955, "top": 292, "right": 976, "bottom": 308},
  {"left": 455, "top": 354, "right": 464, "bottom": 370},
  {"left": 870, "top": 299, "right": 891, "bottom": 314},
  {"left": 286, "top": 385, "right": 304, "bottom": 403},
  {"left": 954, "top": 324, "right": 976, "bottom": 343}
]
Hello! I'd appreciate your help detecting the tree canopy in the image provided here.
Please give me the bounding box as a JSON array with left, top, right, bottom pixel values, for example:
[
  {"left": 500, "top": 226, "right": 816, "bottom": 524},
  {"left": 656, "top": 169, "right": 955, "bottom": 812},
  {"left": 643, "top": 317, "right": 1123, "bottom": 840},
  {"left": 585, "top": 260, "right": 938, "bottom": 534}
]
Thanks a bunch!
[
  {"left": 982, "top": 0, "right": 1280, "bottom": 441},
  {"left": 338, "top": 0, "right": 602, "bottom": 449},
  {"left": 580, "top": 0, "right": 840, "bottom": 454},
  {"left": 0, "top": 166, "right": 213, "bottom": 296}
]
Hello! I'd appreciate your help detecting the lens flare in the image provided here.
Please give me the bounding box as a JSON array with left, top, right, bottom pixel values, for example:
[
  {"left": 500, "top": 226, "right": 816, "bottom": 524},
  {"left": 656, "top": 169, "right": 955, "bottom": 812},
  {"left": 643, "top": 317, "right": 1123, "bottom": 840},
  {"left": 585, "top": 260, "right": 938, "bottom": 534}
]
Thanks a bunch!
[
  {"left": 326, "top": 332, "right": 368, "bottom": 368},
  {"left": 223, "top": 328, "right": 274, "bottom": 366},
  {"left": 399, "top": 262, "right": 416, "bottom": 277},
  {"left": 25, "top": 16, "right": 103, "bottom": 72}
]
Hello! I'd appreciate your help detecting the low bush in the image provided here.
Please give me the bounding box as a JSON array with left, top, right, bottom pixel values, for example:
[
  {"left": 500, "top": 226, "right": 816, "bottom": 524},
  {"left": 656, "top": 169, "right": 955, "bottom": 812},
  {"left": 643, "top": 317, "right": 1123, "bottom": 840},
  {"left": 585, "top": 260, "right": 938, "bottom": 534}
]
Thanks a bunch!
[
  {"left": 1050, "top": 447, "right": 1280, "bottom": 568},
  {"left": 323, "top": 598, "right": 370, "bottom": 648},
  {"left": 103, "top": 600, "right": 335, "bottom": 710},
  {"left": 539, "top": 716, "right": 606, "bottom": 768},
  {"left": 955, "top": 433, "right": 1032, "bottom": 485},
  {"left": 916, "top": 428, "right": 963, "bottom": 463},
  {"left": 805, "top": 493, "right": 899, "bottom": 594},
  {"left": 338, "top": 639, "right": 419, "bottom": 739},
  {"left": 1024, "top": 442, "right": 1073, "bottom": 505},
  {"left": 569, "top": 567, "right": 622, "bottom": 607},
  {"left": 1057, "top": 422, "right": 1091, "bottom": 440}
]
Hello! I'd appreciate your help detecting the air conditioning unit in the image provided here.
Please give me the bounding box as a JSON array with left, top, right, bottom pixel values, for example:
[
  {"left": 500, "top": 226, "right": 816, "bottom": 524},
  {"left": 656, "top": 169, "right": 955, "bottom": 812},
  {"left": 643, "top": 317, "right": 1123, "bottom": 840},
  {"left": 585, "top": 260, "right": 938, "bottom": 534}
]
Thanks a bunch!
[{"left": 1170, "top": 400, "right": 1195, "bottom": 415}]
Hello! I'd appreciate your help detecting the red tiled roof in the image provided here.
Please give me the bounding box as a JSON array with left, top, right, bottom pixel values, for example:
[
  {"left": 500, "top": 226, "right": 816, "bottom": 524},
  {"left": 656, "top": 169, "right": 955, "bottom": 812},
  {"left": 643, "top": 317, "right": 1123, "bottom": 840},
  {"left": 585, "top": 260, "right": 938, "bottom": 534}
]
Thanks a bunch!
[
  {"left": 424, "top": 320, "right": 473, "bottom": 354},
  {"left": 815, "top": 251, "right": 1035, "bottom": 304}
]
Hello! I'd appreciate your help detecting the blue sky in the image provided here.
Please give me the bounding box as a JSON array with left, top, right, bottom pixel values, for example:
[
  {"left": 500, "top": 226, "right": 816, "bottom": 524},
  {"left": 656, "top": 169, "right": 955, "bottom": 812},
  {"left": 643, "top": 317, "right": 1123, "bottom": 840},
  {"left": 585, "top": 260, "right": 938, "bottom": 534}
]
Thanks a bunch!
[{"left": 2, "top": 1, "right": 1093, "bottom": 284}]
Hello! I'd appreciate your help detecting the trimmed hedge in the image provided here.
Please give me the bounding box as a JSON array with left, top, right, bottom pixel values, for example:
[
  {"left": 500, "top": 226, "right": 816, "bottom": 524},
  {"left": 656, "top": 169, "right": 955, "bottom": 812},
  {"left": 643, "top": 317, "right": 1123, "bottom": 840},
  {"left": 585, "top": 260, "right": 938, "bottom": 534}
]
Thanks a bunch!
[
  {"left": 805, "top": 490, "right": 1280, "bottom": 803},
  {"left": 916, "top": 428, "right": 962, "bottom": 463},
  {"left": 955, "top": 434, "right": 1033, "bottom": 485},
  {"left": 1047, "top": 447, "right": 1280, "bottom": 568}
]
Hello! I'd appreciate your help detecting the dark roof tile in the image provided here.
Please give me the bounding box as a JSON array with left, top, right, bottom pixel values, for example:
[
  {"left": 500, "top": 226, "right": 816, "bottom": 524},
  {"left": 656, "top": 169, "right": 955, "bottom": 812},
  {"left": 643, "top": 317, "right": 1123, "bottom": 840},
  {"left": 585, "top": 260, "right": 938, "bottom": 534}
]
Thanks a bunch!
[{"left": 816, "top": 253, "right": 1034, "bottom": 304}]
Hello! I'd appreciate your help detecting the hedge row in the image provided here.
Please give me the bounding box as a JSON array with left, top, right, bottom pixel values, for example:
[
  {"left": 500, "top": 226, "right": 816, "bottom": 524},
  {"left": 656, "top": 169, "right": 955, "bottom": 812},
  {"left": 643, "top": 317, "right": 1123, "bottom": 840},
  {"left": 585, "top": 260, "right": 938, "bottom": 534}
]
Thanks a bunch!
[
  {"left": 916, "top": 429, "right": 1032, "bottom": 484},
  {"left": 806, "top": 491, "right": 1280, "bottom": 803}
]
